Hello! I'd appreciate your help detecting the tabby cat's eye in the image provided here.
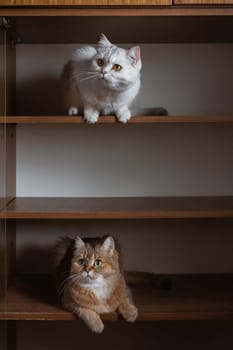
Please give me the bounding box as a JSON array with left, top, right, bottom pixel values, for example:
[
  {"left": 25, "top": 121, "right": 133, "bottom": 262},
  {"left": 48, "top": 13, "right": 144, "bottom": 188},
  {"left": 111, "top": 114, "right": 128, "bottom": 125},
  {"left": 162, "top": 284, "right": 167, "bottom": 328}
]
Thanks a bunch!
[
  {"left": 94, "top": 259, "right": 103, "bottom": 268},
  {"left": 78, "top": 258, "right": 85, "bottom": 266},
  {"left": 112, "top": 64, "right": 122, "bottom": 72},
  {"left": 97, "top": 59, "right": 105, "bottom": 67}
]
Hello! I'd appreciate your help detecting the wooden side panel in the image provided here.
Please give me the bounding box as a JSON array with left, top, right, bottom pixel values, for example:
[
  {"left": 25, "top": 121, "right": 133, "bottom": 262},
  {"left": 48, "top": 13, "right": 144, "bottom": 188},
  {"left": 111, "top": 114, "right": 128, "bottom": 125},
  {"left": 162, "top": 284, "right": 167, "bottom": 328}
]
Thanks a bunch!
[
  {"left": 0, "top": 126, "right": 16, "bottom": 209},
  {"left": 7, "top": 321, "right": 16, "bottom": 350},
  {"left": 0, "top": 28, "right": 16, "bottom": 205},
  {"left": 0, "top": 28, "right": 16, "bottom": 303},
  {"left": 0, "top": 30, "right": 16, "bottom": 350},
  {"left": 0, "top": 32, "right": 6, "bottom": 306},
  {"left": 0, "top": 125, "right": 6, "bottom": 211},
  {"left": 0, "top": 220, "right": 6, "bottom": 301},
  {"left": 1, "top": 0, "right": 171, "bottom": 5},
  {"left": 0, "top": 321, "right": 6, "bottom": 350},
  {"left": 0, "top": 32, "right": 6, "bottom": 117},
  {"left": 6, "top": 221, "right": 16, "bottom": 287},
  {"left": 0, "top": 29, "right": 15, "bottom": 117},
  {"left": 5, "top": 126, "right": 16, "bottom": 206}
]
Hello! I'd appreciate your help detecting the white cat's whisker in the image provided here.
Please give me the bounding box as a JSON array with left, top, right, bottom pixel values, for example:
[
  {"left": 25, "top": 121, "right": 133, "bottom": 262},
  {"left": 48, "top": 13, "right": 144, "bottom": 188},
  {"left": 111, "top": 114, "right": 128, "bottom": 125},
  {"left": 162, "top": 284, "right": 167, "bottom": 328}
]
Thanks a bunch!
[
  {"left": 78, "top": 75, "right": 98, "bottom": 83},
  {"left": 72, "top": 71, "right": 97, "bottom": 79}
]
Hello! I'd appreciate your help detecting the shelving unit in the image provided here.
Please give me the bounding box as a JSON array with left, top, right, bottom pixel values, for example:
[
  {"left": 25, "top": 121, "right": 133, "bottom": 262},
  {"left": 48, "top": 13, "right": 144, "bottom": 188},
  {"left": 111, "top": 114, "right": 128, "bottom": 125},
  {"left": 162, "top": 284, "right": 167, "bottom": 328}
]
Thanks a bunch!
[{"left": 1, "top": 2, "right": 233, "bottom": 349}]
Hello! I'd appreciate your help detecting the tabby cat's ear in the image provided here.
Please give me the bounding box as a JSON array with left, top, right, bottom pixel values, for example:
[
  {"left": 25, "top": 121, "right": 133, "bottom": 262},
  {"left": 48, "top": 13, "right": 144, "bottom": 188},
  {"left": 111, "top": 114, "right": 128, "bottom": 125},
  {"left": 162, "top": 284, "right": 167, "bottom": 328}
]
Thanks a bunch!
[
  {"left": 102, "top": 236, "right": 115, "bottom": 255},
  {"left": 74, "top": 236, "right": 85, "bottom": 250}
]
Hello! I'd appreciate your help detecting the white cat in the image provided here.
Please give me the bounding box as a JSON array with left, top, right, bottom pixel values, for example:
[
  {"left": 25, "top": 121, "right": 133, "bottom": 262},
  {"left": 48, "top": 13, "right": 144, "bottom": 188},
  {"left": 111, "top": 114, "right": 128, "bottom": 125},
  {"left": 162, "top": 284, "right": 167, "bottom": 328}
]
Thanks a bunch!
[{"left": 62, "top": 34, "right": 142, "bottom": 123}]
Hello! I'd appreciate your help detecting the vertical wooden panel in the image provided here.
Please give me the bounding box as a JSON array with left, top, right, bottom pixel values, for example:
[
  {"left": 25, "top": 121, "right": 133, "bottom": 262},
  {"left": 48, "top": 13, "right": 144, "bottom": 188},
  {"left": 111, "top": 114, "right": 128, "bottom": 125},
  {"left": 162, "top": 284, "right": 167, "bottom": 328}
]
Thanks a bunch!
[
  {"left": 0, "top": 125, "right": 16, "bottom": 289},
  {"left": 0, "top": 34, "right": 6, "bottom": 348},
  {"left": 0, "top": 31, "right": 7, "bottom": 308},
  {"left": 0, "top": 320, "right": 6, "bottom": 350},
  {"left": 5, "top": 126, "right": 16, "bottom": 205},
  {"left": 6, "top": 221, "right": 16, "bottom": 287},
  {"left": 0, "top": 29, "right": 16, "bottom": 117},
  {"left": 0, "top": 126, "right": 6, "bottom": 211},
  {"left": 0, "top": 220, "right": 6, "bottom": 301},
  {"left": 0, "top": 32, "right": 6, "bottom": 117},
  {"left": 0, "top": 126, "right": 16, "bottom": 209},
  {"left": 6, "top": 36, "right": 16, "bottom": 117},
  {"left": 0, "top": 28, "right": 16, "bottom": 204},
  {"left": 7, "top": 321, "right": 16, "bottom": 350},
  {"left": 0, "top": 29, "right": 16, "bottom": 350}
]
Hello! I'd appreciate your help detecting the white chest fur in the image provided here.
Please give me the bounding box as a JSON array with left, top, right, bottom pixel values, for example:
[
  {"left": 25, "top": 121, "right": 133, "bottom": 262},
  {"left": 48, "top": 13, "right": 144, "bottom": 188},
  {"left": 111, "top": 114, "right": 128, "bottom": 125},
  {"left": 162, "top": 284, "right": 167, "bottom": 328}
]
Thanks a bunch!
[
  {"left": 86, "top": 278, "right": 111, "bottom": 301},
  {"left": 86, "top": 279, "right": 113, "bottom": 313}
]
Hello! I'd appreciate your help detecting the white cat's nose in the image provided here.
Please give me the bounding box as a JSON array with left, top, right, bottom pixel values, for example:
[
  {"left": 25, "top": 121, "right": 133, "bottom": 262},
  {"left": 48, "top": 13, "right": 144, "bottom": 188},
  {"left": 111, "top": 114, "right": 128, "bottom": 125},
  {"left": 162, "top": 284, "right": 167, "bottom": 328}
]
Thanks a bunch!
[{"left": 101, "top": 70, "right": 108, "bottom": 75}]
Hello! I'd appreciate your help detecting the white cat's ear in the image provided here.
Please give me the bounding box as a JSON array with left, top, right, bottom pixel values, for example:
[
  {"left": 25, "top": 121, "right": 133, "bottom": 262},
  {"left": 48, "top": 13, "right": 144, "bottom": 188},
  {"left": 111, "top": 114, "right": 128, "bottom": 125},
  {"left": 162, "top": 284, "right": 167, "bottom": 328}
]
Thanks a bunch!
[
  {"left": 97, "top": 33, "right": 112, "bottom": 49},
  {"left": 128, "top": 46, "right": 141, "bottom": 65},
  {"left": 74, "top": 236, "right": 85, "bottom": 250},
  {"left": 102, "top": 236, "right": 115, "bottom": 255}
]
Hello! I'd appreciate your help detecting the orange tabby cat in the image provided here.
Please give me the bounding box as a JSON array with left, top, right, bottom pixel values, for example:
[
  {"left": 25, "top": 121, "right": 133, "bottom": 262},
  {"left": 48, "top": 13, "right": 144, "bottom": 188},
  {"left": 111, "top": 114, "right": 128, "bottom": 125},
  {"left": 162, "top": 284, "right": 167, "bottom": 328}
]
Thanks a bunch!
[{"left": 54, "top": 235, "right": 138, "bottom": 333}]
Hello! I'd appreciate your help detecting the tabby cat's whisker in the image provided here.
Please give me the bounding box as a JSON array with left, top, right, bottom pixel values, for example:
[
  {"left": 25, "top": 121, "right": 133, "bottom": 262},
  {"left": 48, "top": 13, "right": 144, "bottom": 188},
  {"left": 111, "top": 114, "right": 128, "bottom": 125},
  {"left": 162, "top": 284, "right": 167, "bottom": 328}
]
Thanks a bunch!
[{"left": 57, "top": 274, "right": 77, "bottom": 295}]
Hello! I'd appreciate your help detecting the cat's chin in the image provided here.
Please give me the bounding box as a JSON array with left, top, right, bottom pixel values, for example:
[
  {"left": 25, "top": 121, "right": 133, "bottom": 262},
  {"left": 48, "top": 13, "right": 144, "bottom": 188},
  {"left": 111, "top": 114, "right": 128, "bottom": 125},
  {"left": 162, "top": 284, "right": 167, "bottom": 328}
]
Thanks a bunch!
[
  {"left": 98, "top": 77, "right": 117, "bottom": 88},
  {"left": 99, "top": 78, "right": 112, "bottom": 86},
  {"left": 80, "top": 275, "right": 102, "bottom": 286},
  {"left": 80, "top": 280, "right": 103, "bottom": 289}
]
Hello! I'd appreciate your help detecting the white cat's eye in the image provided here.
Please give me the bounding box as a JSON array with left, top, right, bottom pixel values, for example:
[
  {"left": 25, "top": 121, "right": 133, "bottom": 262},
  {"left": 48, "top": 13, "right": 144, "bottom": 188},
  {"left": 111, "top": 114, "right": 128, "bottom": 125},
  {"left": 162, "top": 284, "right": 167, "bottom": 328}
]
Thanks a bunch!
[
  {"left": 97, "top": 59, "right": 105, "bottom": 67},
  {"left": 78, "top": 258, "right": 85, "bottom": 266},
  {"left": 94, "top": 259, "right": 103, "bottom": 268},
  {"left": 112, "top": 64, "right": 122, "bottom": 72}
]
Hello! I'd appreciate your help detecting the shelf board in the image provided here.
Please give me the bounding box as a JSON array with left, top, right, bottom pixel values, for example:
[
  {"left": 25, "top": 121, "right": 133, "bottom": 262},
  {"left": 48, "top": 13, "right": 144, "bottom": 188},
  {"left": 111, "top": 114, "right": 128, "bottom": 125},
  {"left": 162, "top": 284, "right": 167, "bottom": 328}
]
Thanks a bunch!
[
  {"left": 1, "top": 116, "right": 233, "bottom": 124},
  {"left": 1, "top": 7, "right": 233, "bottom": 17},
  {"left": 1, "top": 273, "right": 233, "bottom": 321},
  {"left": 1, "top": 197, "right": 233, "bottom": 219}
]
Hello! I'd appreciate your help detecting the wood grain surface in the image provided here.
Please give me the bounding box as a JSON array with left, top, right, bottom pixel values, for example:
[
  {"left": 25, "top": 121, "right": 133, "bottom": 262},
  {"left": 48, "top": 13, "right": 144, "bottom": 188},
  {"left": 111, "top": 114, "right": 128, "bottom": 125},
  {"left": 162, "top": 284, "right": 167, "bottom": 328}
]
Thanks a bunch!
[
  {"left": 1, "top": 116, "right": 233, "bottom": 124},
  {"left": 1, "top": 197, "right": 233, "bottom": 219},
  {"left": 1, "top": 273, "right": 233, "bottom": 320},
  {"left": 1, "top": 0, "right": 171, "bottom": 6}
]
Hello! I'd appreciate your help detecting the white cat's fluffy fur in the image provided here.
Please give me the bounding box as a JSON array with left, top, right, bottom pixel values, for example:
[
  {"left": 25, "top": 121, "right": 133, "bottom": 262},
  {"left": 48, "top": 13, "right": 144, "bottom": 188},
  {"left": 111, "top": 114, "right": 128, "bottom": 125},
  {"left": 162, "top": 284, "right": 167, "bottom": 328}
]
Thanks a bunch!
[{"left": 62, "top": 34, "right": 142, "bottom": 123}]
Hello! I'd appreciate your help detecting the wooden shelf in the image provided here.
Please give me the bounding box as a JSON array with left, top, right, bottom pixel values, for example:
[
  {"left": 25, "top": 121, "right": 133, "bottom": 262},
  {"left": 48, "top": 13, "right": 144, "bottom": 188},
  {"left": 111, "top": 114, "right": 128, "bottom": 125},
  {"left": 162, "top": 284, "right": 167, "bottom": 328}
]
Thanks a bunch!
[
  {"left": 1, "top": 197, "right": 233, "bottom": 219},
  {"left": 1, "top": 116, "right": 233, "bottom": 124},
  {"left": 1, "top": 273, "right": 233, "bottom": 321},
  {"left": 1, "top": 7, "right": 233, "bottom": 17}
]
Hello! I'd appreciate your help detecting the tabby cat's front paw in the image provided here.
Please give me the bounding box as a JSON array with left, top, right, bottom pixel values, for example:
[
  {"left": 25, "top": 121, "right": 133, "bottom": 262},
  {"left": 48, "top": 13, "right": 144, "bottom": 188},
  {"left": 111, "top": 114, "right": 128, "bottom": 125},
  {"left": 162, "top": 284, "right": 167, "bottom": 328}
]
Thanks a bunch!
[
  {"left": 125, "top": 304, "right": 138, "bottom": 322},
  {"left": 116, "top": 106, "right": 131, "bottom": 123},
  {"left": 119, "top": 303, "right": 138, "bottom": 322},
  {"left": 89, "top": 318, "right": 104, "bottom": 334}
]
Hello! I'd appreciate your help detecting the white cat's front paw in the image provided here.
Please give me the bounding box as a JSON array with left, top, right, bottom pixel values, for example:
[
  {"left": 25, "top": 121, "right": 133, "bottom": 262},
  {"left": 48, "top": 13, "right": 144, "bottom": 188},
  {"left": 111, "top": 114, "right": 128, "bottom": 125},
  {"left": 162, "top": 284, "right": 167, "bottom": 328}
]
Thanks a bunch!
[
  {"left": 116, "top": 107, "right": 131, "bottom": 123},
  {"left": 84, "top": 109, "right": 99, "bottom": 124},
  {"left": 68, "top": 106, "right": 79, "bottom": 116}
]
